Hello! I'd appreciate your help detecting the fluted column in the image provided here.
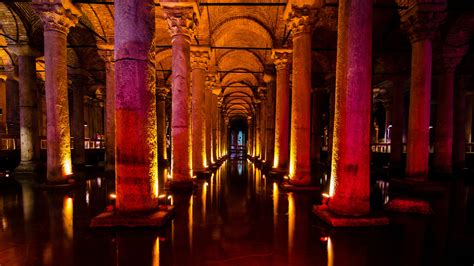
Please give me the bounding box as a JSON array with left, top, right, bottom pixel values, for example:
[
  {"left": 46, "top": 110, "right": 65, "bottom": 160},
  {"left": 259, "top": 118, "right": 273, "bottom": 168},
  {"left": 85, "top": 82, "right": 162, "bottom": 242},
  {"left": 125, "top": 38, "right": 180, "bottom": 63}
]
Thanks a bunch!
[
  {"left": 433, "top": 46, "right": 467, "bottom": 175},
  {"left": 397, "top": 0, "right": 446, "bottom": 179},
  {"left": 271, "top": 50, "right": 291, "bottom": 171},
  {"left": 114, "top": 0, "right": 158, "bottom": 211},
  {"left": 286, "top": 6, "right": 314, "bottom": 185},
  {"left": 328, "top": 0, "right": 372, "bottom": 216},
  {"left": 190, "top": 47, "right": 210, "bottom": 173},
  {"left": 10, "top": 46, "right": 41, "bottom": 172},
  {"left": 98, "top": 45, "right": 116, "bottom": 172},
  {"left": 163, "top": 5, "right": 197, "bottom": 185},
  {"left": 157, "top": 87, "right": 170, "bottom": 164},
  {"left": 33, "top": 2, "right": 80, "bottom": 182}
]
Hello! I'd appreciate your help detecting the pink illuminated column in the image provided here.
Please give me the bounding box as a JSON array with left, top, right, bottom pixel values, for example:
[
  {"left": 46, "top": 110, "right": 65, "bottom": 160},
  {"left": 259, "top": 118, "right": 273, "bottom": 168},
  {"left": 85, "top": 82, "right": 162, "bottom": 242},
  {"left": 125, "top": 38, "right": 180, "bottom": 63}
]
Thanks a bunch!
[
  {"left": 10, "top": 46, "right": 40, "bottom": 172},
  {"left": 114, "top": 0, "right": 158, "bottom": 211},
  {"left": 398, "top": 1, "right": 446, "bottom": 179},
  {"left": 157, "top": 87, "right": 170, "bottom": 164},
  {"left": 190, "top": 47, "right": 210, "bottom": 172},
  {"left": 286, "top": 6, "right": 313, "bottom": 185},
  {"left": 98, "top": 45, "right": 116, "bottom": 172},
  {"left": 433, "top": 47, "right": 467, "bottom": 174},
  {"left": 163, "top": 5, "right": 196, "bottom": 185},
  {"left": 271, "top": 50, "right": 291, "bottom": 171},
  {"left": 328, "top": 0, "right": 372, "bottom": 216},
  {"left": 33, "top": 2, "right": 80, "bottom": 182}
]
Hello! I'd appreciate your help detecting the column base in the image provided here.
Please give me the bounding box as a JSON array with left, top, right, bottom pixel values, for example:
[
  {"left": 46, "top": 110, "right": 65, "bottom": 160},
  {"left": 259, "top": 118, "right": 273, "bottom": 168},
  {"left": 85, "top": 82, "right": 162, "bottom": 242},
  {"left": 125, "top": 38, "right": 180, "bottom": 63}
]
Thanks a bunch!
[
  {"left": 280, "top": 181, "right": 320, "bottom": 191},
  {"left": 90, "top": 205, "right": 175, "bottom": 228},
  {"left": 193, "top": 169, "right": 212, "bottom": 179},
  {"left": 268, "top": 167, "right": 288, "bottom": 178},
  {"left": 313, "top": 205, "right": 389, "bottom": 227},
  {"left": 168, "top": 179, "right": 195, "bottom": 191},
  {"left": 385, "top": 197, "right": 433, "bottom": 215},
  {"left": 14, "top": 161, "right": 38, "bottom": 175}
]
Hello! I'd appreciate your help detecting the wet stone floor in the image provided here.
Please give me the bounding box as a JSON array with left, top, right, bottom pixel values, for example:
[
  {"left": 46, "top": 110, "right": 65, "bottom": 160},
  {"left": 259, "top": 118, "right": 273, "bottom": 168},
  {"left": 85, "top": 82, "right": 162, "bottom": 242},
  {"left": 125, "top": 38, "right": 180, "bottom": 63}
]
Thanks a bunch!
[{"left": 0, "top": 160, "right": 473, "bottom": 265}]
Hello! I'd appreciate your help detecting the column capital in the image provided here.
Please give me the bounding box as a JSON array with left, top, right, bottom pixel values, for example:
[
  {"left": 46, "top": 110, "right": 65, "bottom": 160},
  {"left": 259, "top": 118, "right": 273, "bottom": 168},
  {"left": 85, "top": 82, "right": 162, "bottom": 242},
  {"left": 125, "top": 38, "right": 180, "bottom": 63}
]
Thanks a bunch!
[
  {"left": 161, "top": 3, "right": 198, "bottom": 39},
  {"left": 284, "top": 5, "right": 317, "bottom": 36},
  {"left": 205, "top": 74, "right": 217, "bottom": 90},
  {"left": 157, "top": 86, "right": 170, "bottom": 100},
  {"left": 258, "top": 87, "right": 267, "bottom": 100},
  {"left": 190, "top": 46, "right": 210, "bottom": 70},
  {"left": 98, "top": 46, "right": 114, "bottom": 64},
  {"left": 396, "top": 0, "right": 446, "bottom": 43},
  {"left": 32, "top": 1, "right": 81, "bottom": 35},
  {"left": 440, "top": 45, "right": 469, "bottom": 73},
  {"left": 271, "top": 49, "right": 292, "bottom": 70}
]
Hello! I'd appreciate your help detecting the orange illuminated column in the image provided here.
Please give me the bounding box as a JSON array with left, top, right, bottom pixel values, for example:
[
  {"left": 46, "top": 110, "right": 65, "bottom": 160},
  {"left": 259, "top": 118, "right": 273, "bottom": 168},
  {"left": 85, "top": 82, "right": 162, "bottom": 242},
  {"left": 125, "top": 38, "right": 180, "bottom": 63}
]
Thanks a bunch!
[
  {"left": 205, "top": 74, "right": 216, "bottom": 165},
  {"left": 156, "top": 87, "right": 170, "bottom": 165},
  {"left": 211, "top": 92, "right": 219, "bottom": 162},
  {"left": 5, "top": 65, "right": 19, "bottom": 136},
  {"left": 271, "top": 49, "right": 291, "bottom": 172},
  {"left": 247, "top": 116, "right": 253, "bottom": 156},
  {"left": 397, "top": 1, "right": 446, "bottom": 179},
  {"left": 191, "top": 47, "right": 210, "bottom": 173},
  {"left": 286, "top": 6, "right": 314, "bottom": 185},
  {"left": 254, "top": 101, "right": 261, "bottom": 158},
  {"left": 98, "top": 45, "right": 116, "bottom": 172},
  {"left": 258, "top": 88, "right": 267, "bottom": 161},
  {"left": 433, "top": 46, "right": 467, "bottom": 175},
  {"left": 33, "top": 2, "right": 80, "bottom": 182},
  {"left": 114, "top": 0, "right": 158, "bottom": 211},
  {"left": 264, "top": 74, "right": 275, "bottom": 166},
  {"left": 328, "top": 0, "right": 372, "bottom": 215},
  {"left": 163, "top": 4, "right": 197, "bottom": 187},
  {"left": 10, "top": 45, "right": 40, "bottom": 173}
]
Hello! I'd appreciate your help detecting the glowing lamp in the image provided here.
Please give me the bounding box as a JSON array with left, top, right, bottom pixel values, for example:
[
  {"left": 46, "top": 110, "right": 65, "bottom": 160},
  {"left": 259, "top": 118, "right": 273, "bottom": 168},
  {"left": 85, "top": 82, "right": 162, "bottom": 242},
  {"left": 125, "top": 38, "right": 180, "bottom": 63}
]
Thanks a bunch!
[
  {"left": 109, "top": 193, "right": 117, "bottom": 200},
  {"left": 283, "top": 175, "right": 289, "bottom": 180},
  {"left": 320, "top": 236, "right": 329, "bottom": 242},
  {"left": 322, "top": 193, "right": 331, "bottom": 205},
  {"left": 158, "top": 194, "right": 167, "bottom": 199}
]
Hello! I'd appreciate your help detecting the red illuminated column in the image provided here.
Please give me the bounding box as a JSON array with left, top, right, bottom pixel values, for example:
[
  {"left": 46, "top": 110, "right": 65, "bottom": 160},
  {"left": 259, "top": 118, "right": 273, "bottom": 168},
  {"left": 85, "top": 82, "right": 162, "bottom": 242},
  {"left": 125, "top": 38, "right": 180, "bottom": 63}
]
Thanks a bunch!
[
  {"left": 114, "top": 0, "right": 158, "bottom": 211},
  {"left": 163, "top": 5, "right": 196, "bottom": 185},
  {"left": 33, "top": 2, "right": 80, "bottom": 182},
  {"left": 271, "top": 50, "right": 291, "bottom": 171},
  {"left": 98, "top": 46, "right": 116, "bottom": 172},
  {"left": 328, "top": 0, "right": 372, "bottom": 215},
  {"left": 191, "top": 47, "right": 210, "bottom": 172},
  {"left": 433, "top": 47, "right": 467, "bottom": 175},
  {"left": 156, "top": 87, "right": 170, "bottom": 164},
  {"left": 286, "top": 6, "right": 313, "bottom": 185},
  {"left": 398, "top": 1, "right": 446, "bottom": 179},
  {"left": 10, "top": 46, "right": 41, "bottom": 172}
]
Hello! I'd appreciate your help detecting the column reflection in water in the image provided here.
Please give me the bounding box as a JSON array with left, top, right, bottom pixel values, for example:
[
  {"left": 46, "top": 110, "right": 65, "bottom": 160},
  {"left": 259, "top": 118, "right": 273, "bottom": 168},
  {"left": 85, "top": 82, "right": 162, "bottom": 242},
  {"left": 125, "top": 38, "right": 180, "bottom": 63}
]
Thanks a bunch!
[
  {"left": 152, "top": 236, "right": 160, "bottom": 266},
  {"left": 288, "top": 192, "right": 295, "bottom": 258},
  {"left": 62, "top": 196, "right": 73, "bottom": 240},
  {"left": 327, "top": 237, "right": 334, "bottom": 266},
  {"left": 189, "top": 196, "right": 193, "bottom": 252},
  {"left": 202, "top": 182, "right": 207, "bottom": 222}
]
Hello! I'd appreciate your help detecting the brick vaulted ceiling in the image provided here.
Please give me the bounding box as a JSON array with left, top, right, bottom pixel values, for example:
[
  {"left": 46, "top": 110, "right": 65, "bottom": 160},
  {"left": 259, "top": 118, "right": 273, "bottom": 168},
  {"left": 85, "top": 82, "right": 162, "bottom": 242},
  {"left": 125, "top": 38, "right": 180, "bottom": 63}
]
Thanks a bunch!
[{"left": 0, "top": 0, "right": 473, "bottom": 118}]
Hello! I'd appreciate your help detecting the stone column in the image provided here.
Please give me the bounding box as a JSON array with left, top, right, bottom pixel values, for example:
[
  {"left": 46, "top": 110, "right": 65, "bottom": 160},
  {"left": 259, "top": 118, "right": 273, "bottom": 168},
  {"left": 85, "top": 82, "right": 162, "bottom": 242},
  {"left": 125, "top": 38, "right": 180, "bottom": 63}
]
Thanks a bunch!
[
  {"left": 383, "top": 102, "right": 391, "bottom": 142},
  {"left": 211, "top": 93, "right": 219, "bottom": 162},
  {"left": 71, "top": 75, "right": 86, "bottom": 166},
  {"left": 453, "top": 78, "right": 467, "bottom": 171},
  {"left": 258, "top": 88, "right": 267, "bottom": 162},
  {"left": 390, "top": 83, "right": 404, "bottom": 171},
  {"left": 286, "top": 6, "right": 314, "bottom": 185},
  {"left": 397, "top": 0, "right": 446, "bottom": 179},
  {"left": 163, "top": 4, "right": 197, "bottom": 186},
  {"left": 466, "top": 93, "right": 473, "bottom": 144},
  {"left": 190, "top": 47, "right": 210, "bottom": 173},
  {"left": 433, "top": 46, "right": 467, "bottom": 175},
  {"left": 328, "top": 0, "right": 372, "bottom": 216},
  {"left": 98, "top": 45, "right": 116, "bottom": 172},
  {"left": 10, "top": 46, "right": 41, "bottom": 172},
  {"left": 114, "top": 0, "right": 158, "bottom": 211},
  {"left": 271, "top": 49, "right": 291, "bottom": 171},
  {"left": 311, "top": 88, "right": 324, "bottom": 163},
  {"left": 247, "top": 116, "right": 253, "bottom": 156},
  {"left": 205, "top": 74, "right": 216, "bottom": 165},
  {"left": 264, "top": 74, "right": 275, "bottom": 166},
  {"left": 5, "top": 65, "right": 19, "bottom": 135},
  {"left": 157, "top": 87, "right": 170, "bottom": 165},
  {"left": 33, "top": 2, "right": 80, "bottom": 182}
]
